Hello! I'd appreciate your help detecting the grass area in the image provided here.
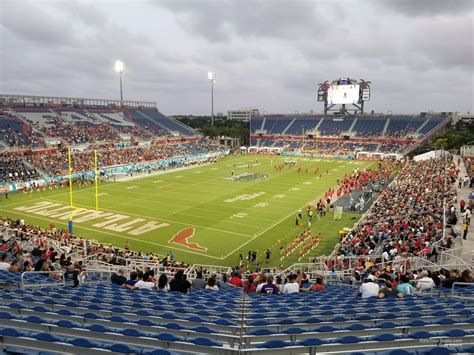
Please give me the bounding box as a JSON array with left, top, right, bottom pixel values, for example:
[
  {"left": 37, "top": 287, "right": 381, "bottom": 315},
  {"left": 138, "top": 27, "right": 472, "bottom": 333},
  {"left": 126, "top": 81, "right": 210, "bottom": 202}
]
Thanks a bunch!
[{"left": 0, "top": 155, "right": 375, "bottom": 268}]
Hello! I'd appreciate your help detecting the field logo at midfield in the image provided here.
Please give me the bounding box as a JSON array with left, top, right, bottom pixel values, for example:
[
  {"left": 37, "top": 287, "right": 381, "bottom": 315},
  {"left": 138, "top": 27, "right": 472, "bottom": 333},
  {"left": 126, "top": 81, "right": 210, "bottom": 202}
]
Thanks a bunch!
[{"left": 169, "top": 228, "right": 207, "bottom": 251}]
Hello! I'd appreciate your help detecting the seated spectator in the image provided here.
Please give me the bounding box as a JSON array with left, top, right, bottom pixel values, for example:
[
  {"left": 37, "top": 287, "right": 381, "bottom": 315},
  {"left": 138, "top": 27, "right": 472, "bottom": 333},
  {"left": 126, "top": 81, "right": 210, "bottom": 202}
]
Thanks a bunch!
[
  {"left": 191, "top": 270, "right": 206, "bottom": 289},
  {"left": 416, "top": 270, "right": 435, "bottom": 292},
  {"left": 157, "top": 273, "right": 169, "bottom": 292},
  {"left": 358, "top": 274, "right": 380, "bottom": 298},
  {"left": 260, "top": 275, "right": 279, "bottom": 294},
  {"left": 0, "top": 254, "right": 10, "bottom": 271},
  {"left": 229, "top": 272, "right": 242, "bottom": 287},
  {"left": 111, "top": 269, "right": 127, "bottom": 286},
  {"left": 135, "top": 272, "right": 155, "bottom": 290},
  {"left": 9, "top": 260, "right": 21, "bottom": 273},
  {"left": 302, "top": 277, "right": 326, "bottom": 292},
  {"left": 244, "top": 275, "right": 256, "bottom": 293},
  {"left": 169, "top": 270, "right": 191, "bottom": 294},
  {"left": 283, "top": 274, "right": 300, "bottom": 294},
  {"left": 396, "top": 275, "right": 415, "bottom": 296},
  {"left": 123, "top": 271, "right": 139, "bottom": 289},
  {"left": 379, "top": 280, "right": 403, "bottom": 299},
  {"left": 205, "top": 276, "right": 219, "bottom": 291},
  {"left": 218, "top": 274, "right": 230, "bottom": 289}
]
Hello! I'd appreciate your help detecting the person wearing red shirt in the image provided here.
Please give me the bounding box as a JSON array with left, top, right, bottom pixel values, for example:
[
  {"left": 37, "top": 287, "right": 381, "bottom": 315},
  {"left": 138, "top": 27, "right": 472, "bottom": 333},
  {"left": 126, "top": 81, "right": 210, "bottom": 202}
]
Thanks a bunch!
[{"left": 229, "top": 274, "right": 242, "bottom": 287}]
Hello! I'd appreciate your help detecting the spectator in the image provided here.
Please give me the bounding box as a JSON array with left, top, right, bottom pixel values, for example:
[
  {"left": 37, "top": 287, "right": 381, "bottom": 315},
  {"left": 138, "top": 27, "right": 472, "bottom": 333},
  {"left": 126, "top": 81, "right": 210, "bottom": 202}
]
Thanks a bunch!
[
  {"left": 134, "top": 272, "right": 155, "bottom": 290},
  {"left": 379, "top": 280, "right": 403, "bottom": 299},
  {"left": 0, "top": 254, "right": 10, "bottom": 271},
  {"left": 244, "top": 275, "right": 257, "bottom": 293},
  {"left": 205, "top": 276, "right": 219, "bottom": 291},
  {"left": 396, "top": 275, "right": 415, "bottom": 296},
  {"left": 123, "top": 271, "right": 139, "bottom": 289},
  {"left": 282, "top": 274, "right": 300, "bottom": 294},
  {"left": 111, "top": 269, "right": 127, "bottom": 286},
  {"left": 416, "top": 270, "right": 435, "bottom": 292},
  {"left": 358, "top": 275, "right": 380, "bottom": 298},
  {"left": 157, "top": 273, "right": 169, "bottom": 292},
  {"left": 260, "top": 276, "right": 279, "bottom": 294},
  {"left": 191, "top": 270, "right": 206, "bottom": 289},
  {"left": 169, "top": 270, "right": 191, "bottom": 294}
]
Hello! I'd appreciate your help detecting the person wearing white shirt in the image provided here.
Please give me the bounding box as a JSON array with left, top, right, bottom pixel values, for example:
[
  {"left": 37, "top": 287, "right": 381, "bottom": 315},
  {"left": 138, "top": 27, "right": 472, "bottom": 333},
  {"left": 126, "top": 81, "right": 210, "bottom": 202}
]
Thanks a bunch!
[
  {"left": 416, "top": 270, "right": 435, "bottom": 291},
  {"left": 282, "top": 275, "right": 300, "bottom": 294},
  {"left": 134, "top": 273, "right": 155, "bottom": 290},
  {"left": 358, "top": 275, "right": 380, "bottom": 298}
]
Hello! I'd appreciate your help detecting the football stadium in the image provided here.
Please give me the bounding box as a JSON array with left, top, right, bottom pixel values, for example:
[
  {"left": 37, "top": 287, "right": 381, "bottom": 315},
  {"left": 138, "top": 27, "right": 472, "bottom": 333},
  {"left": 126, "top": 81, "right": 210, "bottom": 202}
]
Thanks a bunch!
[{"left": 0, "top": 0, "right": 473, "bottom": 354}]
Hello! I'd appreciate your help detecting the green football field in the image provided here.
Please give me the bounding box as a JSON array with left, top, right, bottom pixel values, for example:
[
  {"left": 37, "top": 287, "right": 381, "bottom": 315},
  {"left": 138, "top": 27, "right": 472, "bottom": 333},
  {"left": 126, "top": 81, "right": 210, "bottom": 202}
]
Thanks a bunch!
[{"left": 0, "top": 155, "right": 375, "bottom": 268}]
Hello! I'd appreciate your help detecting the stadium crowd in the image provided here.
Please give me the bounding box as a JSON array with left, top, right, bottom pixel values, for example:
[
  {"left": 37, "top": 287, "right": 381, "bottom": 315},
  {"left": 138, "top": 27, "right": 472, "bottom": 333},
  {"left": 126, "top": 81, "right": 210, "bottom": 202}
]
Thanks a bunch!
[
  {"left": 336, "top": 157, "right": 457, "bottom": 263},
  {"left": 0, "top": 139, "right": 225, "bottom": 179},
  {"left": 0, "top": 216, "right": 189, "bottom": 286},
  {"left": 0, "top": 154, "right": 40, "bottom": 184}
]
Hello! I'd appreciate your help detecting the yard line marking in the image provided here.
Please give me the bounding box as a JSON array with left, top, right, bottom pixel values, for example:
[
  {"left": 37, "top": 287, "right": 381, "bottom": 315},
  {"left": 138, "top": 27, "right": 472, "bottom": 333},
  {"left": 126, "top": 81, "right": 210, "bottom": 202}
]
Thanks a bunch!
[
  {"left": 126, "top": 186, "right": 139, "bottom": 190},
  {"left": 0, "top": 207, "right": 222, "bottom": 260},
  {"left": 222, "top": 187, "right": 340, "bottom": 260}
]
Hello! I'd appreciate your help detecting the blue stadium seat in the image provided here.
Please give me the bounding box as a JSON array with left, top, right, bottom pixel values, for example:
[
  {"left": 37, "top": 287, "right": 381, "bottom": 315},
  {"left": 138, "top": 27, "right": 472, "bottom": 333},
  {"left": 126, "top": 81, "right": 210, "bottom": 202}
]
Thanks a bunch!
[
  {"left": 105, "top": 343, "right": 142, "bottom": 353},
  {"left": 298, "top": 338, "right": 325, "bottom": 346},
  {"left": 121, "top": 328, "right": 148, "bottom": 337},
  {"left": 257, "top": 340, "right": 292, "bottom": 349},
  {"left": 34, "top": 332, "right": 65, "bottom": 343},
  {"left": 0, "top": 328, "right": 30, "bottom": 337},
  {"left": 0, "top": 311, "right": 13, "bottom": 319},
  {"left": 345, "top": 323, "right": 368, "bottom": 331},
  {"left": 417, "top": 347, "right": 452, "bottom": 355},
  {"left": 190, "top": 337, "right": 223, "bottom": 347},
  {"left": 153, "top": 332, "right": 184, "bottom": 342},
  {"left": 67, "top": 338, "right": 103, "bottom": 348},
  {"left": 283, "top": 327, "right": 305, "bottom": 334},
  {"left": 248, "top": 329, "right": 275, "bottom": 336},
  {"left": 371, "top": 333, "right": 398, "bottom": 341},
  {"left": 409, "top": 331, "right": 432, "bottom": 339},
  {"left": 338, "top": 335, "right": 362, "bottom": 344},
  {"left": 56, "top": 320, "right": 82, "bottom": 328}
]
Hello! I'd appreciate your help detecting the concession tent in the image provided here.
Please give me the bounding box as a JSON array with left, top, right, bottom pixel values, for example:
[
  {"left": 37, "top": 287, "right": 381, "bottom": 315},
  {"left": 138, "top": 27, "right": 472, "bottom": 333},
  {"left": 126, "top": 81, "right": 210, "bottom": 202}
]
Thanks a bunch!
[{"left": 413, "top": 150, "right": 447, "bottom": 162}]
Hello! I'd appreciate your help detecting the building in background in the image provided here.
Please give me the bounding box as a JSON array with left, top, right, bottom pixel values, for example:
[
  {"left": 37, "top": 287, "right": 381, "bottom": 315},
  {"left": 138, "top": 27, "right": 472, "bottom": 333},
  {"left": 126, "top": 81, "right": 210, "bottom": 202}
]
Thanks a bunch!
[{"left": 227, "top": 108, "right": 259, "bottom": 122}]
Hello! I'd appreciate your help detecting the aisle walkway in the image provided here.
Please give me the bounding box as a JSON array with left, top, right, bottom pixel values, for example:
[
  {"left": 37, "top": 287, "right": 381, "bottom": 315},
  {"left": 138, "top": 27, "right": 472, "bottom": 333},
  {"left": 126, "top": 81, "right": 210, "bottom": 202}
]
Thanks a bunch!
[{"left": 452, "top": 155, "right": 474, "bottom": 255}]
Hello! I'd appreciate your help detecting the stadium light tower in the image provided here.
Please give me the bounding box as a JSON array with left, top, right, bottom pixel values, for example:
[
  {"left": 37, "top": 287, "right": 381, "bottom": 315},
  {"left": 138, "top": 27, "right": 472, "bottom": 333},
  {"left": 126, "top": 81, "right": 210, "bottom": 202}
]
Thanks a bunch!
[
  {"left": 115, "top": 60, "right": 124, "bottom": 104},
  {"left": 208, "top": 71, "right": 216, "bottom": 126}
]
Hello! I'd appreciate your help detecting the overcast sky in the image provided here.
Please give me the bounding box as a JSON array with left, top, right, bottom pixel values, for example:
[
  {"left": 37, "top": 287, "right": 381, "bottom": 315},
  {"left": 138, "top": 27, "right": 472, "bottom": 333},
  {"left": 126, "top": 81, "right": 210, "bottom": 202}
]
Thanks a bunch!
[{"left": 1, "top": 0, "right": 473, "bottom": 115}]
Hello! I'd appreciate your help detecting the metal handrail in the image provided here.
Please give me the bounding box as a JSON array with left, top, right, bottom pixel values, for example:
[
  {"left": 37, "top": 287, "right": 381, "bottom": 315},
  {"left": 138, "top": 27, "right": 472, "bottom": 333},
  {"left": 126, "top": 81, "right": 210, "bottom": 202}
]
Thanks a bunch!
[
  {"left": 20, "top": 270, "right": 66, "bottom": 289},
  {"left": 451, "top": 282, "right": 474, "bottom": 297}
]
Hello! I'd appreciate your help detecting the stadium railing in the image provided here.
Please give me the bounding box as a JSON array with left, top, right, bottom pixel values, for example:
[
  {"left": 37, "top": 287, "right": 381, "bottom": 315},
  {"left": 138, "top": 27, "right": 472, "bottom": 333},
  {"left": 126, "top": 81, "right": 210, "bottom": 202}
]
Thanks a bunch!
[{"left": 20, "top": 271, "right": 65, "bottom": 289}]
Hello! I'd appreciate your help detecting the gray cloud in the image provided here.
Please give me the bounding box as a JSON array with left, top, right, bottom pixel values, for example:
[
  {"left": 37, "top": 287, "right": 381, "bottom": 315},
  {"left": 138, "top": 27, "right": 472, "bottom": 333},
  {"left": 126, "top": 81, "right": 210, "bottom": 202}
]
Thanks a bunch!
[
  {"left": 377, "top": 0, "right": 473, "bottom": 17},
  {"left": 155, "top": 0, "right": 333, "bottom": 42},
  {"left": 0, "top": 0, "right": 472, "bottom": 115}
]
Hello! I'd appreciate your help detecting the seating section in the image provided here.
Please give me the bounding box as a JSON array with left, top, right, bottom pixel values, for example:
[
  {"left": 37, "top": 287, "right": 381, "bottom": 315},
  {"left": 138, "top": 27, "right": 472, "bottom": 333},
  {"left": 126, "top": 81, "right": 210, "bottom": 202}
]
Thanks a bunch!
[
  {"left": 318, "top": 118, "right": 353, "bottom": 136},
  {"left": 285, "top": 117, "right": 321, "bottom": 135},
  {"left": 1, "top": 107, "right": 199, "bottom": 147},
  {"left": 0, "top": 281, "right": 472, "bottom": 354},
  {"left": 0, "top": 155, "right": 40, "bottom": 184},
  {"left": 352, "top": 117, "right": 385, "bottom": 137},
  {"left": 250, "top": 114, "right": 448, "bottom": 154},
  {"left": 137, "top": 109, "right": 197, "bottom": 137},
  {"left": 0, "top": 113, "right": 41, "bottom": 147}
]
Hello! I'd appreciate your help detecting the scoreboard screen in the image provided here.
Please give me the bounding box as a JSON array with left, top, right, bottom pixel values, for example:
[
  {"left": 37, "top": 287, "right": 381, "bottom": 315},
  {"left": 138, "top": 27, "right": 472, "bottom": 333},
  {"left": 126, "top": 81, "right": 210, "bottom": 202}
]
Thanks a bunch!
[{"left": 327, "top": 84, "right": 360, "bottom": 105}]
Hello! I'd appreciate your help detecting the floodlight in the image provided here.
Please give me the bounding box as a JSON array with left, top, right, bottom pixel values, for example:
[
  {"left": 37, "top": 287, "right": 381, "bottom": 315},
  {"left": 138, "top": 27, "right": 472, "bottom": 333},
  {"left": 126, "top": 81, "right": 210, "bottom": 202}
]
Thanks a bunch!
[
  {"left": 115, "top": 60, "right": 124, "bottom": 73},
  {"left": 208, "top": 71, "right": 216, "bottom": 81}
]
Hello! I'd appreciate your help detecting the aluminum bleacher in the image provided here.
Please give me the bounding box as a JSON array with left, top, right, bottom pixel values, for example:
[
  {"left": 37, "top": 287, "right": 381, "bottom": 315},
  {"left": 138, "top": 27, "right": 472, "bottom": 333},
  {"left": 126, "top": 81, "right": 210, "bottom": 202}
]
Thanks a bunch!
[{"left": 0, "top": 276, "right": 472, "bottom": 354}]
